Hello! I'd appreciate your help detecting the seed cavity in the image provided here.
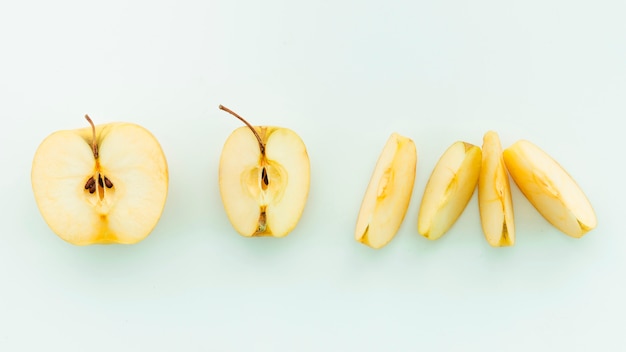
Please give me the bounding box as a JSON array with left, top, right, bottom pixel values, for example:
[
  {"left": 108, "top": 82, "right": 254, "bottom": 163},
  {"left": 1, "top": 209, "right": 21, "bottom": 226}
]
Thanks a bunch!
[
  {"left": 377, "top": 168, "right": 393, "bottom": 199},
  {"left": 85, "top": 174, "right": 114, "bottom": 196},
  {"left": 261, "top": 167, "right": 269, "bottom": 190}
]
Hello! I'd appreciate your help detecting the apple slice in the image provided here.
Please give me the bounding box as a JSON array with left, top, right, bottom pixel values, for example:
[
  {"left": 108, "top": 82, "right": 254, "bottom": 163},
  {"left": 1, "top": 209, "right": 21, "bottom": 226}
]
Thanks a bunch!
[
  {"left": 503, "top": 140, "right": 597, "bottom": 238},
  {"left": 417, "top": 141, "right": 481, "bottom": 240},
  {"left": 218, "top": 105, "right": 310, "bottom": 237},
  {"left": 355, "top": 133, "right": 417, "bottom": 249},
  {"left": 31, "top": 115, "right": 169, "bottom": 245},
  {"left": 478, "top": 131, "right": 515, "bottom": 247}
]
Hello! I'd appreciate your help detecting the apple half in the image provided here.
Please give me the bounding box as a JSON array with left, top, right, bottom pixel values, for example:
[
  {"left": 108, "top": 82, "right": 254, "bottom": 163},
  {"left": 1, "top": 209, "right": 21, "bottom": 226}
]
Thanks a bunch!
[
  {"left": 478, "top": 131, "right": 515, "bottom": 247},
  {"left": 218, "top": 105, "right": 310, "bottom": 238},
  {"left": 417, "top": 141, "right": 481, "bottom": 240},
  {"left": 31, "top": 116, "right": 169, "bottom": 245},
  {"left": 355, "top": 133, "right": 417, "bottom": 249},
  {"left": 503, "top": 140, "right": 597, "bottom": 238}
]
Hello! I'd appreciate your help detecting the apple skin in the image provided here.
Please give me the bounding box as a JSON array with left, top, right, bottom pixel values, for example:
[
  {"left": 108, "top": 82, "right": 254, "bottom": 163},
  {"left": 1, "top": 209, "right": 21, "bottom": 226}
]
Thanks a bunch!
[
  {"left": 218, "top": 125, "right": 311, "bottom": 238},
  {"left": 31, "top": 121, "right": 169, "bottom": 245}
]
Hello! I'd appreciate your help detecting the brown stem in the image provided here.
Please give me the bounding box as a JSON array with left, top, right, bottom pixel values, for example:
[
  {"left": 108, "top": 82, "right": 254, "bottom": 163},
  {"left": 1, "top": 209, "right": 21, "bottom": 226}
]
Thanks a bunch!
[
  {"left": 84, "top": 114, "right": 99, "bottom": 158},
  {"left": 219, "top": 105, "right": 265, "bottom": 155}
]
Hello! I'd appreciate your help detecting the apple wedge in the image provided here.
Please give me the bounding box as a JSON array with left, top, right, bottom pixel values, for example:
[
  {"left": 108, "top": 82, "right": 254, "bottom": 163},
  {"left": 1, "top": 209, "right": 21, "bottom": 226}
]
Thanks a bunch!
[
  {"left": 478, "top": 131, "right": 515, "bottom": 247},
  {"left": 218, "top": 105, "right": 310, "bottom": 238},
  {"left": 503, "top": 140, "right": 597, "bottom": 238},
  {"left": 355, "top": 133, "right": 417, "bottom": 249},
  {"left": 417, "top": 141, "right": 481, "bottom": 240},
  {"left": 31, "top": 115, "right": 169, "bottom": 245}
]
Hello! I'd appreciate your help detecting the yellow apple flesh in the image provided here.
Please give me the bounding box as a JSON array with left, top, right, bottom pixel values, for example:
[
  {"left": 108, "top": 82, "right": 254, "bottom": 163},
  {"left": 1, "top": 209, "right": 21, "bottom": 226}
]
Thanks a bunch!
[
  {"left": 218, "top": 108, "right": 310, "bottom": 238},
  {"left": 503, "top": 140, "right": 597, "bottom": 238},
  {"left": 478, "top": 131, "right": 515, "bottom": 247},
  {"left": 31, "top": 118, "right": 168, "bottom": 245},
  {"left": 417, "top": 141, "right": 481, "bottom": 240},
  {"left": 355, "top": 133, "right": 417, "bottom": 249}
]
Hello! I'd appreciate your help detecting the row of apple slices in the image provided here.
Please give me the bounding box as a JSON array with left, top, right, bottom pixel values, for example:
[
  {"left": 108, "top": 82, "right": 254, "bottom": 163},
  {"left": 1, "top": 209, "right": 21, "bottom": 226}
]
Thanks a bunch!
[
  {"left": 355, "top": 131, "right": 597, "bottom": 249},
  {"left": 30, "top": 108, "right": 596, "bottom": 246}
]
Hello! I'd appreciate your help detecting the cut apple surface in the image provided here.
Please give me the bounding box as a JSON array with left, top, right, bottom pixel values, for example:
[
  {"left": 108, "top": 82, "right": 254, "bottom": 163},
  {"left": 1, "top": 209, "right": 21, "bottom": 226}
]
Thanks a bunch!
[
  {"left": 478, "top": 131, "right": 515, "bottom": 247},
  {"left": 355, "top": 133, "right": 417, "bottom": 249},
  {"left": 417, "top": 141, "right": 481, "bottom": 240},
  {"left": 218, "top": 105, "right": 310, "bottom": 238},
  {"left": 31, "top": 116, "right": 169, "bottom": 245},
  {"left": 503, "top": 140, "right": 597, "bottom": 238}
]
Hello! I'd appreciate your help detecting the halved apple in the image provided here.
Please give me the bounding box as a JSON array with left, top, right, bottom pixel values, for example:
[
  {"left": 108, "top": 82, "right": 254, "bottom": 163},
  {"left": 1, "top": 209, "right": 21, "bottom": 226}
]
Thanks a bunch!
[
  {"left": 478, "top": 131, "right": 515, "bottom": 247},
  {"left": 218, "top": 105, "right": 310, "bottom": 238},
  {"left": 355, "top": 133, "right": 417, "bottom": 249},
  {"left": 417, "top": 141, "right": 481, "bottom": 240},
  {"left": 31, "top": 115, "right": 169, "bottom": 245},
  {"left": 503, "top": 140, "right": 597, "bottom": 238}
]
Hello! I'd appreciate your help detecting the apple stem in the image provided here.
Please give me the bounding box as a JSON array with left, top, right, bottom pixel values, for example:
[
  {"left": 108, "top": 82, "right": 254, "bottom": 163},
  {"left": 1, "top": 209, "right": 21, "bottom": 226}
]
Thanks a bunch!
[
  {"left": 84, "top": 114, "right": 99, "bottom": 159},
  {"left": 219, "top": 105, "right": 265, "bottom": 155}
]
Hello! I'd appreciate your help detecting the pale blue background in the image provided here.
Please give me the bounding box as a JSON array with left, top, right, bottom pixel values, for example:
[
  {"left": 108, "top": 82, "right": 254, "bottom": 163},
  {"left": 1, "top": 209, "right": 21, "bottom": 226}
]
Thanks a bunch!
[{"left": 0, "top": 0, "right": 623, "bottom": 351}]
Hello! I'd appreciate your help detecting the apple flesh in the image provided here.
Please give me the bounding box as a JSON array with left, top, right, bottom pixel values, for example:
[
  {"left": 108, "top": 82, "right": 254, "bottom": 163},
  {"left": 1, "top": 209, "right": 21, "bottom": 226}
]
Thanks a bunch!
[
  {"left": 31, "top": 116, "right": 169, "bottom": 245},
  {"left": 478, "top": 131, "right": 515, "bottom": 247},
  {"left": 417, "top": 141, "right": 481, "bottom": 240},
  {"left": 355, "top": 133, "right": 417, "bottom": 249},
  {"left": 218, "top": 106, "right": 310, "bottom": 237},
  {"left": 503, "top": 140, "right": 597, "bottom": 238}
]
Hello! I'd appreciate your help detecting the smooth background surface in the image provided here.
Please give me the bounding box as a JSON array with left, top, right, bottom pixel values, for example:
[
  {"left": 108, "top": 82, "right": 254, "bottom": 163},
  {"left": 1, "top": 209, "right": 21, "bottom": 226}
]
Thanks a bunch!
[{"left": 1, "top": 0, "right": 624, "bottom": 350}]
